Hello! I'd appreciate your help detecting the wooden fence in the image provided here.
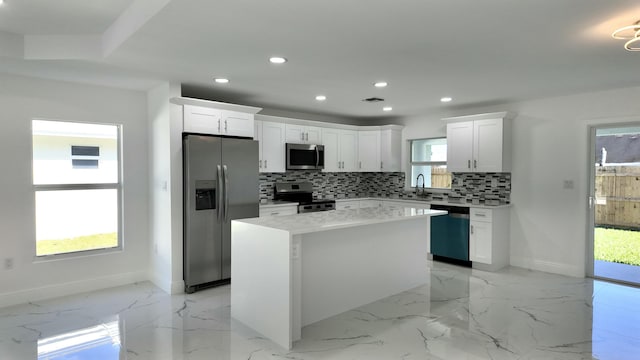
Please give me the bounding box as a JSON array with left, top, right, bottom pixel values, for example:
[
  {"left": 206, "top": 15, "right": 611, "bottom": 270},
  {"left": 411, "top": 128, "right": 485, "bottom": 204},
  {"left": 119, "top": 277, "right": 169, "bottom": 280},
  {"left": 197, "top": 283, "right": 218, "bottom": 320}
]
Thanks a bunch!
[
  {"left": 595, "top": 166, "right": 640, "bottom": 229},
  {"left": 431, "top": 166, "right": 452, "bottom": 189}
]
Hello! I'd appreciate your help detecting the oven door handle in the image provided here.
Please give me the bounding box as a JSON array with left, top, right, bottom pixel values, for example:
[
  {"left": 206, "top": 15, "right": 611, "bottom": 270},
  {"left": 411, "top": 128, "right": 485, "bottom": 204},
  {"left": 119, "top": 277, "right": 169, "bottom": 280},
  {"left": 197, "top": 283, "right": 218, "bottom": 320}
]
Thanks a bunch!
[{"left": 315, "top": 146, "right": 319, "bottom": 168}]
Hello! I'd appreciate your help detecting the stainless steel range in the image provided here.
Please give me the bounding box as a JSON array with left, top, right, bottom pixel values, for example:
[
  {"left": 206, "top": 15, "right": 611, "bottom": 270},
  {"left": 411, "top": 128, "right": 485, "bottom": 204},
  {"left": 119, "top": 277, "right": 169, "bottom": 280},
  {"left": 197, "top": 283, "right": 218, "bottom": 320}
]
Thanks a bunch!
[{"left": 273, "top": 182, "right": 336, "bottom": 213}]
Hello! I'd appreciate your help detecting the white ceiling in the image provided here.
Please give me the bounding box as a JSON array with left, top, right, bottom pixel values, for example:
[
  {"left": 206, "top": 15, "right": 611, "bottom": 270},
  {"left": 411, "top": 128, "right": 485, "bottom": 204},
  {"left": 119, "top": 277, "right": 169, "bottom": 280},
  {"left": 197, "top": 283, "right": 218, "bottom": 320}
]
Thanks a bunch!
[{"left": 1, "top": 0, "right": 640, "bottom": 119}]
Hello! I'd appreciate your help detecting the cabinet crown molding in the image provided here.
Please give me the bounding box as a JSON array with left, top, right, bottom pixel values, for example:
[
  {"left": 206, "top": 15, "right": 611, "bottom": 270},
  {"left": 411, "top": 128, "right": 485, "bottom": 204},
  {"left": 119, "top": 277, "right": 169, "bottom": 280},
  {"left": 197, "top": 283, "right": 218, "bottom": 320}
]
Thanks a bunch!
[
  {"left": 441, "top": 111, "right": 515, "bottom": 123},
  {"left": 171, "top": 97, "right": 262, "bottom": 114},
  {"left": 255, "top": 113, "right": 403, "bottom": 131}
]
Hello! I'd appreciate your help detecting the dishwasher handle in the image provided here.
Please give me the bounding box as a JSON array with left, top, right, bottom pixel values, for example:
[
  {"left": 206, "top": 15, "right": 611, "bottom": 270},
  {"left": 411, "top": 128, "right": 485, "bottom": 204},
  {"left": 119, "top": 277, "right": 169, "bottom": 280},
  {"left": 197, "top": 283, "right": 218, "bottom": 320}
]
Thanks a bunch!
[{"left": 449, "top": 213, "right": 470, "bottom": 219}]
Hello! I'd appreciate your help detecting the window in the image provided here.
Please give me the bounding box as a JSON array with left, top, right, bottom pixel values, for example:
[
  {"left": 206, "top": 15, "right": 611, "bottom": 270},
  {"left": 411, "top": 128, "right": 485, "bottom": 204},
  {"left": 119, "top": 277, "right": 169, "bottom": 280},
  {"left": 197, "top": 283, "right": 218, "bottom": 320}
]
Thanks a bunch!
[
  {"left": 410, "top": 138, "right": 451, "bottom": 189},
  {"left": 32, "top": 120, "right": 121, "bottom": 257},
  {"left": 71, "top": 145, "right": 100, "bottom": 169}
]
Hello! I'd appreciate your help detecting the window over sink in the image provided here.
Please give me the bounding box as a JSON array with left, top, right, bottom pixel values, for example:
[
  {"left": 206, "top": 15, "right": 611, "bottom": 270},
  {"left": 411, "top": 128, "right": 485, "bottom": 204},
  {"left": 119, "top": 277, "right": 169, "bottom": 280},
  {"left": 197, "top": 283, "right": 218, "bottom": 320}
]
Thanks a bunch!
[{"left": 410, "top": 138, "right": 451, "bottom": 189}]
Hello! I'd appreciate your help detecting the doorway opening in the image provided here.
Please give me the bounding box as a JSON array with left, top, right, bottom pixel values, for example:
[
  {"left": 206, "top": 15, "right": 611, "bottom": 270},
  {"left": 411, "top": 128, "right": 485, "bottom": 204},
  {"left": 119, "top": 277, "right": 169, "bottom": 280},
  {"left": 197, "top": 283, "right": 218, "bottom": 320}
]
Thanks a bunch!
[{"left": 590, "top": 126, "right": 640, "bottom": 285}]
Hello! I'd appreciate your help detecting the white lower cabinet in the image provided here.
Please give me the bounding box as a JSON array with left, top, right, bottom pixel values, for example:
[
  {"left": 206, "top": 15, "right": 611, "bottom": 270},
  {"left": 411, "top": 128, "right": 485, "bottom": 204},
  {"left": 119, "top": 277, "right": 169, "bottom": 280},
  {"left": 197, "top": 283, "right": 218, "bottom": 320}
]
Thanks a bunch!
[
  {"left": 259, "top": 205, "right": 298, "bottom": 217},
  {"left": 469, "top": 207, "right": 510, "bottom": 271},
  {"left": 469, "top": 219, "right": 492, "bottom": 264}
]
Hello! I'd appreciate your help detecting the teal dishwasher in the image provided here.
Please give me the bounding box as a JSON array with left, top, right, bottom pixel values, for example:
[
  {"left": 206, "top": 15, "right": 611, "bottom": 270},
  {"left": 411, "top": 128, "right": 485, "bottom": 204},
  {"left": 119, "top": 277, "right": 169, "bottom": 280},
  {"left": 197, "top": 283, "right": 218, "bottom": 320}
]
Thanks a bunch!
[{"left": 430, "top": 205, "right": 471, "bottom": 266}]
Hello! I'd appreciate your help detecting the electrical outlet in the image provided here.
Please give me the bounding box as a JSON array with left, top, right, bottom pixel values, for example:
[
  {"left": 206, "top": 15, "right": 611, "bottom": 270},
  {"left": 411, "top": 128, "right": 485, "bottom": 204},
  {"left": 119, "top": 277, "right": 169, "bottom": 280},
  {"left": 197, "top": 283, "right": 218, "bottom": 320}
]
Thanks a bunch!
[
  {"left": 4, "top": 258, "right": 14, "bottom": 270},
  {"left": 563, "top": 180, "right": 574, "bottom": 189}
]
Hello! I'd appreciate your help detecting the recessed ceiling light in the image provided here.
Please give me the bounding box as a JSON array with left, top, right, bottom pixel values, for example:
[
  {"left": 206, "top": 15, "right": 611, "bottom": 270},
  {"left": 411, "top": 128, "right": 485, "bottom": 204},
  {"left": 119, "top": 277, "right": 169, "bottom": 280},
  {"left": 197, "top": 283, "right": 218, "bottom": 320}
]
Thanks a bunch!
[
  {"left": 214, "top": 78, "right": 230, "bottom": 84},
  {"left": 440, "top": 97, "right": 453, "bottom": 103},
  {"left": 269, "top": 56, "right": 287, "bottom": 64},
  {"left": 315, "top": 95, "right": 327, "bottom": 101},
  {"left": 374, "top": 81, "right": 388, "bottom": 88},
  {"left": 383, "top": 106, "right": 393, "bottom": 112},
  {"left": 0, "top": 0, "right": 4, "bottom": 5}
]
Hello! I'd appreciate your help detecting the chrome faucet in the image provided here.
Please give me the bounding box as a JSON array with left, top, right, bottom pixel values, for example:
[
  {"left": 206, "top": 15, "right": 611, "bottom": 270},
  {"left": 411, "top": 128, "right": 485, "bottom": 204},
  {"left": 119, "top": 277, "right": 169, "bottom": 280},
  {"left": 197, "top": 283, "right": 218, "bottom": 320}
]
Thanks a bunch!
[{"left": 416, "top": 174, "right": 425, "bottom": 197}]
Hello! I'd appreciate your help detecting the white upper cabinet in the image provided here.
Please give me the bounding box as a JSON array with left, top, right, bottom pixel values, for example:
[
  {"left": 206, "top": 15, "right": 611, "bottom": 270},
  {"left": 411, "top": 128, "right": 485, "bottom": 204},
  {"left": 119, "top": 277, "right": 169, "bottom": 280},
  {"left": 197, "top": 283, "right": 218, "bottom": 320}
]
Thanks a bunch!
[
  {"left": 358, "top": 130, "right": 380, "bottom": 172},
  {"left": 322, "top": 128, "right": 358, "bottom": 172},
  {"left": 340, "top": 130, "right": 359, "bottom": 172},
  {"left": 473, "top": 119, "right": 505, "bottom": 172},
  {"left": 446, "top": 122, "right": 474, "bottom": 172},
  {"left": 255, "top": 121, "right": 286, "bottom": 173},
  {"left": 222, "top": 110, "right": 254, "bottom": 138},
  {"left": 183, "top": 105, "right": 222, "bottom": 134},
  {"left": 445, "top": 112, "right": 513, "bottom": 173},
  {"left": 182, "top": 102, "right": 259, "bottom": 138},
  {"left": 380, "top": 128, "right": 402, "bottom": 172},
  {"left": 256, "top": 114, "right": 403, "bottom": 173},
  {"left": 285, "top": 124, "right": 322, "bottom": 144}
]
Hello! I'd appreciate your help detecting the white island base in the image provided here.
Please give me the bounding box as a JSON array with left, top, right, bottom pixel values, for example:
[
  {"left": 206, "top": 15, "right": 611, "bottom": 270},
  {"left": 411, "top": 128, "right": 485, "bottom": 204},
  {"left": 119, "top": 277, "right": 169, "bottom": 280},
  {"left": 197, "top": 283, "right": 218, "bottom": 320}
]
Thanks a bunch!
[{"left": 231, "top": 207, "right": 446, "bottom": 349}]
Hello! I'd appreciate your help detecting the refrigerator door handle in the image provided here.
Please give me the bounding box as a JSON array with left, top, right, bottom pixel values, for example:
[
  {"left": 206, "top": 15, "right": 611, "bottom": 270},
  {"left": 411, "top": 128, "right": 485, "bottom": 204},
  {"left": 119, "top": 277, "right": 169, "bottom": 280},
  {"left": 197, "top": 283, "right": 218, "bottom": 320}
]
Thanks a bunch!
[
  {"left": 217, "top": 165, "right": 223, "bottom": 223},
  {"left": 223, "top": 165, "right": 230, "bottom": 222}
]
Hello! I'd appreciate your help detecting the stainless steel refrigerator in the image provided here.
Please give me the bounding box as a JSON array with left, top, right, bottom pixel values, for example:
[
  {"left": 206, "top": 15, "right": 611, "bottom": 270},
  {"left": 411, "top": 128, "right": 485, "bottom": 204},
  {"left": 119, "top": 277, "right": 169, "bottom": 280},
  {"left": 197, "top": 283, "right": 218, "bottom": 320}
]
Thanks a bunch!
[{"left": 183, "top": 134, "right": 259, "bottom": 293}]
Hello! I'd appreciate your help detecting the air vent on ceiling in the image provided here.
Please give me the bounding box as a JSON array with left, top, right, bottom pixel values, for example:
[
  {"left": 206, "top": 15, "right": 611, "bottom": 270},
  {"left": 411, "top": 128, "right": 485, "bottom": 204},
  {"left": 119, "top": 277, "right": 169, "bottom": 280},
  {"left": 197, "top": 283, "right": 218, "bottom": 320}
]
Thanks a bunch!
[{"left": 362, "top": 97, "right": 385, "bottom": 103}]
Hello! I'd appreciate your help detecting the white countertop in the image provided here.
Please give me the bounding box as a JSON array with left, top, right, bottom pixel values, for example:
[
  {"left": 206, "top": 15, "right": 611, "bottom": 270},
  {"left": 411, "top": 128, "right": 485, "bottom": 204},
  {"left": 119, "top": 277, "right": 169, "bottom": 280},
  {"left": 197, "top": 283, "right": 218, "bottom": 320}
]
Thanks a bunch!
[
  {"left": 259, "top": 200, "right": 299, "bottom": 209},
  {"left": 234, "top": 206, "right": 446, "bottom": 235},
  {"left": 334, "top": 197, "right": 512, "bottom": 209}
]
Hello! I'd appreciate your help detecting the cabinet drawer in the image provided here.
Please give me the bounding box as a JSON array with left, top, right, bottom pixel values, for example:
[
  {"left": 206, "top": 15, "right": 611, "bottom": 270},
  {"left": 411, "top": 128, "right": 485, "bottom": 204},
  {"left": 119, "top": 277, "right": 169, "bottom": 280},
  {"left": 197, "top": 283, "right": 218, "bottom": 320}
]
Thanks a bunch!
[
  {"left": 259, "top": 207, "right": 298, "bottom": 217},
  {"left": 470, "top": 208, "right": 492, "bottom": 222}
]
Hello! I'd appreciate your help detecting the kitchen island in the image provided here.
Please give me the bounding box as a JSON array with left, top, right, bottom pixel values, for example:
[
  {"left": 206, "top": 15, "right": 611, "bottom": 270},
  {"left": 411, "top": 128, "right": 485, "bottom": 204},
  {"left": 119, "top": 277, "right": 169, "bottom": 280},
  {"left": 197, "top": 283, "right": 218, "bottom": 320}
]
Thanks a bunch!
[{"left": 230, "top": 206, "right": 447, "bottom": 349}]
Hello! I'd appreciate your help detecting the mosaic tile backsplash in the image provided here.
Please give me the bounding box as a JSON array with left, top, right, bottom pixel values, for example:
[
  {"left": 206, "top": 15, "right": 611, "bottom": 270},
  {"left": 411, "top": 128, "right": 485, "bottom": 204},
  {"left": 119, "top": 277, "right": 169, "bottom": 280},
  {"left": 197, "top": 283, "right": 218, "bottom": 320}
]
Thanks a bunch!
[
  {"left": 259, "top": 172, "right": 406, "bottom": 200},
  {"left": 259, "top": 171, "right": 511, "bottom": 204}
]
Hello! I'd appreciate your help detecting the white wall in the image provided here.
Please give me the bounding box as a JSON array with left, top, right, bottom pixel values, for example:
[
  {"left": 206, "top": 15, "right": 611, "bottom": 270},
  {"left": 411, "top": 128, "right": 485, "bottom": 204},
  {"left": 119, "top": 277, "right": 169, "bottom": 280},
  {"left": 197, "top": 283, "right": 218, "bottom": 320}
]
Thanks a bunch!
[
  {"left": 395, "top": 86, "right": 640, "bottom": 277},
  {"left": 0, "top": 73, "right": 150, "bottom": 307},
  {"left": 147, "top": 82, "right": 184, "bottom": 294}
]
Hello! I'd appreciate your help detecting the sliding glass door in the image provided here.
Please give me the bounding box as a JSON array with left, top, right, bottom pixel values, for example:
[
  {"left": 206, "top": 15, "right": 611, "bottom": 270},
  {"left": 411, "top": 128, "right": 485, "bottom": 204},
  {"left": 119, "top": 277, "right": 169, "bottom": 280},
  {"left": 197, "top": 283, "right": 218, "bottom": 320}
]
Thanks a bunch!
[{"left": 588, "top": 125, "right": 640, "bottom": 285}]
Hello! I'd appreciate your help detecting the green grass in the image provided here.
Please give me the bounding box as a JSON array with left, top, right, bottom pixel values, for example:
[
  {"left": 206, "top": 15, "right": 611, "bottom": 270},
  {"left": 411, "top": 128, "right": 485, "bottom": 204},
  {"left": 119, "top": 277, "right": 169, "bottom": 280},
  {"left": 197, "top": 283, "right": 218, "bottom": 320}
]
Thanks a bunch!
[
  {"left": 37, "top": 232, "right": 118, "bottom": 256},
  {"left": 594, "top": 228, "right": 640, "bottom": 266}
]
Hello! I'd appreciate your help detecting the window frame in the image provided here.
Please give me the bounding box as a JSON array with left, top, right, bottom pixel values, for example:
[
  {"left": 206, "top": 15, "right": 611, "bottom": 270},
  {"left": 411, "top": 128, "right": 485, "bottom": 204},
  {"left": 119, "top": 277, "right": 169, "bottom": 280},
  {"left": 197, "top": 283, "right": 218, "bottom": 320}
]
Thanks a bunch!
[
  {"left": 408, "top": 137, "right": 451, "bottom": 191},
  {"left": 32, "top": 119, "right": 123, "bottom": 260}
]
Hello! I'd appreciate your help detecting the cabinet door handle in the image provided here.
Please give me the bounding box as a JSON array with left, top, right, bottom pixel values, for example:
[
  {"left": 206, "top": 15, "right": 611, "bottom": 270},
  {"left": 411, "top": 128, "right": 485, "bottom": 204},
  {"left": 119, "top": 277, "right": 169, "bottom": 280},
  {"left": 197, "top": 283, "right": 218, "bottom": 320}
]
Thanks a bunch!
[
  {"left": 468, "top": 160, "right": 471, "bottom": 169},
  {"left": 265, "top": 159, "right": 268, "bottom": 168},
  {"left": 301, "top": 132, "right": 304, "bottom": 141},
  {"left": 474, "top": 159, "right": 477, "bottom": 169},
  {"left": 271, "top": 212, "right": 279, "bottom": 215},
  {"left": 305, "top": 133, "right": 309, "bottom": 141},
  {"left": 381, "top": 161, "right": 383, "bottom": 170},
  {"left": 359, "top": 161, "right": 362, "bottom": 169},
  {"left": 259, "top": 159, "right": 262, "bottom": 168},
  {"left": 470, "top": 224, "right": 474, "bottom": 234},
  {"left": 225, "top": 120, "right": 228, "bottom": 132},
  {"left": 218, "top": 119, "right": 221, "bottom": 132}
]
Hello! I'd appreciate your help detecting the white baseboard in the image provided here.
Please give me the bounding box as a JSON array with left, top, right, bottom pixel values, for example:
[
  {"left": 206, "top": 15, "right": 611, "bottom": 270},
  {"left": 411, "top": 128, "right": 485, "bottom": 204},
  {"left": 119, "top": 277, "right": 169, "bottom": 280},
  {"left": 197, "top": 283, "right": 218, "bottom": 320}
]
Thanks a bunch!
[
  {"left": 510, "top": 256, "right": 585, "bottom": 278},
  {"left": 148, "top": 270, "right": 184, "bottom": 295},
  {"left": 171, "top": 280, "right": 185, "bottom": 294},
  {"left": 0, "top": 270, "right": 148, "bottom": 309}
]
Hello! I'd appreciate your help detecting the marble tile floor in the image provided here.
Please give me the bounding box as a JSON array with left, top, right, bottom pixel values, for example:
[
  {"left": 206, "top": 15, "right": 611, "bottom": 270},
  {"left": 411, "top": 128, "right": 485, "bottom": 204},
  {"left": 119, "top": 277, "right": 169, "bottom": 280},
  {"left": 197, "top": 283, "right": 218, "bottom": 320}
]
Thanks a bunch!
[{"left": 1, "top": 262, "right": 640, "bottom": 359}]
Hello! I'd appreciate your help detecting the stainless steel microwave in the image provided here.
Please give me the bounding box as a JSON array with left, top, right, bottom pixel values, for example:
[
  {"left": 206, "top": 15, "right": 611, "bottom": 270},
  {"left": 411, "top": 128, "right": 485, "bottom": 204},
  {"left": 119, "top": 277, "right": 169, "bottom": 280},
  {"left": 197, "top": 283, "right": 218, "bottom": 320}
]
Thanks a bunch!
[{"left": 286, "top": 143, "right": 325, "bottom": 170}]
